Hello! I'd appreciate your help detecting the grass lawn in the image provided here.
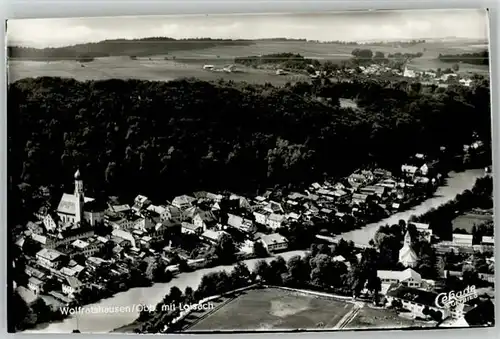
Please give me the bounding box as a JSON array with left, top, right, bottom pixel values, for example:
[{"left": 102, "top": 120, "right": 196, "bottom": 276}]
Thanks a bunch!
[
  {"left": 187, "top": 288, "right": 354, "bottom": 331},
  {"left": 345, "top": 306, "right": 434, "bottom": 330}
]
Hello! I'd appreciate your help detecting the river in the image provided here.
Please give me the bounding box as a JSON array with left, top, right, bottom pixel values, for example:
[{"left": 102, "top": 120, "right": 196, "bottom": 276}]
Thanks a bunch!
[
  {"left": 25, "top": 250, "right": 307, "bottom": 333},
  {"left": 334, "top": 169, "right": 486, "bottom": 245},
  {"left": 25, "top": 168, "right": 484, "bottom": 333}
]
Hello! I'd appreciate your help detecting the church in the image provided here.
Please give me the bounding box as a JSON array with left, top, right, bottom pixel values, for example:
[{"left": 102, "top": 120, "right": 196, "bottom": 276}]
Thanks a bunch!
[
  {"left": 399, "top": 230, "right": 418, "bottom": 268},
  {"left": 56, "top": 170, "right": 105, "bottom": 226}
]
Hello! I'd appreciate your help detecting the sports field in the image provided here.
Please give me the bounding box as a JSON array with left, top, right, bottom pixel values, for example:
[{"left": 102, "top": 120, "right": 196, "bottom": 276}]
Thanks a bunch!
[{"left": 187, "top": 288, "right": 355, "bottom": 331}]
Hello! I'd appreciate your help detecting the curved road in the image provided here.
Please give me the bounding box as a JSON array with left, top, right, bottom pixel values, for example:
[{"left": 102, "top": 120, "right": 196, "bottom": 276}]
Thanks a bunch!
[{"left": 25, "top": 168, "right": 484, "bottom": 333}]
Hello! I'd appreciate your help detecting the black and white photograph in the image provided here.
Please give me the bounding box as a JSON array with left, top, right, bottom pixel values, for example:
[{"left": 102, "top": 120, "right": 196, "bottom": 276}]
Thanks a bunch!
[{"left": 6, "top": 8, "right": 494, "bottom": 334}]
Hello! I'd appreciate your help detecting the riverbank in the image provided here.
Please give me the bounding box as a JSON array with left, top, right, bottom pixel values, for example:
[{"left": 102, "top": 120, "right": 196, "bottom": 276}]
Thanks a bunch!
[
  {"left": 24, "top": 250, "right": 307, "bottom": 333},
  {"left": 24, "top": 168, "right": 484, "bottom": 334},
  {"left": 334, "top": 169, "right": 485, "bottom": 246}
]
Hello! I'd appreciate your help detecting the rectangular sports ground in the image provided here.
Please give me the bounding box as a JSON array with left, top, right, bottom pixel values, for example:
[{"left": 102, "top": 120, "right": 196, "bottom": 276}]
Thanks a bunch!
[{"left": 186, "top": 288, "right": 355, "bottom": 331}]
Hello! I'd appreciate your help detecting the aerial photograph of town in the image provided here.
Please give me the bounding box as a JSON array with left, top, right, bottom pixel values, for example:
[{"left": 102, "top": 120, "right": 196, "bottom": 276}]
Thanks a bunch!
[{"left": 6, "top": 8, "right": 495, "bottom": 334}]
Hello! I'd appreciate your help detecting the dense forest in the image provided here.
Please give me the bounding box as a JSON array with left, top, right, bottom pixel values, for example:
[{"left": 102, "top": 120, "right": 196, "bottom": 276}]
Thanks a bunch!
[
  {"left": 234, "top": 53, "right": 321, "bottom": 70},
  {"left": 7, "top": 37, "right": 254, "bottom": 61},
  {"left": 438, "top": 50, "right": 489, "bottom": 66},
  {"left": 8, "top": 76, "right": 491, "bottom": 230}
]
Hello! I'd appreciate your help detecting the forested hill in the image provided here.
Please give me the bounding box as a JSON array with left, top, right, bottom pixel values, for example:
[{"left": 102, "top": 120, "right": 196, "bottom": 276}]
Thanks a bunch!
[
  {"left": 7, "top": 37, "right": 254, "bottom": 61},
  {"left": 8, "top": 76, "right": 491, "bottom": 227}
]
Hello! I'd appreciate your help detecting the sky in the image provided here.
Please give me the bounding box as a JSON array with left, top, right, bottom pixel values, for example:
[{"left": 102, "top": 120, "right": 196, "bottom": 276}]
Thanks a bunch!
[{"left": 7, "top": 9, "right": 489, "bottom": 48}]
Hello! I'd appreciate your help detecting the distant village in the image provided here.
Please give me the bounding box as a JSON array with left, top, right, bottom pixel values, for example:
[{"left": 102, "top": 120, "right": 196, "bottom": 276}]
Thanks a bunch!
[{"left": 13, "top": 138, "right": 493, "bottom": 327}]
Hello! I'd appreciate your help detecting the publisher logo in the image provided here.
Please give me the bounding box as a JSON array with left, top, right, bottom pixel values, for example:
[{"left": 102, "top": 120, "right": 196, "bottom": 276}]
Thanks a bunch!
[{"left": 435, "top": 285, "right": 478, "bottom": 309}]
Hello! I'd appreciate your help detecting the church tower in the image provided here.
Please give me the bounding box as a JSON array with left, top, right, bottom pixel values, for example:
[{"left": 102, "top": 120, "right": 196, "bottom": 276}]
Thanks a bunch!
[
  {"left": 74, "top": 169, "right": 85, "bottom": 224},
  {"left": 399, "top": 230, "right": 418, "bottom": 268}
]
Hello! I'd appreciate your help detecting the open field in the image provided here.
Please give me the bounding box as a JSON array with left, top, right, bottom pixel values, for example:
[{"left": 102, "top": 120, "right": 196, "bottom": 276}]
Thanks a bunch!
[
  {"left": 8, "top": 40, "right": 489, "bottom": 84},
  {"left": 186, "top": 288, "right": 355, "bottom": 331},
  {"left": 344, "top": 306, "right": 434, "bottom": 330}
]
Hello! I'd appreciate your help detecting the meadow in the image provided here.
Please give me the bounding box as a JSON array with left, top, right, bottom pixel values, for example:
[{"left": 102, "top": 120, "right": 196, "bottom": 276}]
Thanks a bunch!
[{"left": 8, "top": 40, "right": 489, "bottom": 84}]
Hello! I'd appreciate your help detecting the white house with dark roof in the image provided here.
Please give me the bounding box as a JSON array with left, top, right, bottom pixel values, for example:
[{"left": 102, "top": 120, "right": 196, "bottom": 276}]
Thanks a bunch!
[
  {"left": 36, "top": 248, "right": 64, "bottom": 269},
  {"left": 411, "top": 222, "right": 433, "bottom": 242},
  {"left": 28, "top": 277, "right": 44, "bottom": 295},
  {"left": 42, "top": 213, "right": 58, "bottom": 232},
  {"left": 377, "top": 268, "right": 422, "bottom": 289},
  {"left": 161, "top": 205, "right": 182, "bottom": 221},
  {"left": 62, "top": 276, "right": 85, "bottom": 298},
  {"left": 181, "top": 222, "right": 204, "bottom": 236},
  {"left": 266, "top": 213, "right": 285, "bottom": 229},
  {"left": 253, "top": 209, "right": 270, "bottom": 225},
  {"left": 259, "top": 233, "right": 288, "bottom": 252},
  {"left": 193, "top": 211, "right": 217, "bottom": 229},
  {"left": 227, "top": 214, "right": 253, "bottom": 233},
  {"left": 263, "top": 201, "right": 284, "bottom": 214},
  {"left": 172, "top": 195, "right": 196, "bottom": 210}
]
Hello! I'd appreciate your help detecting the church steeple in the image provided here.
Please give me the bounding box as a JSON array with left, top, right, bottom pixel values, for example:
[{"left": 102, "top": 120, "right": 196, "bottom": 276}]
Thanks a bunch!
[
  {"left": 404, "top": 230, "right": 412, "bottom": 245},
  {"left": 74, "top": 169, "right": 84, "bottom": 224}
]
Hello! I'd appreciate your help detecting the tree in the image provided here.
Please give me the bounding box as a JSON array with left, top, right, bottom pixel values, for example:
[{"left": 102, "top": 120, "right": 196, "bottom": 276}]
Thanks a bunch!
[
  {"left": 253, "top": 241, "right": 269, "bottom": 258},
  {"left": 452, "top": 63, "right": 460, "bottom": 72},
  {"left": 215, "top": 233, "right": 237, "bottom": 264},
  {"left": 253, "top": 260, "right": 271, "bottom": 282},
  {"left": 366, "top": 276, "right": 382, "bottom": 305},
  {"left": 166, "top": 286, "right": 183, "bottom": 304},
  {"left": 230, "top": 262, "right": 252, "bottom": 288},
  {"left": 287, "top": 255, "right": 310, "bottom": 286}
]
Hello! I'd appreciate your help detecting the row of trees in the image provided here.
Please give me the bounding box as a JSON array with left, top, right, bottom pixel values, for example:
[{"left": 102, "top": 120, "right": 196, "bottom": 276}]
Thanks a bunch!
[
  {"left": 234, "top": 53, "right": 322, "bottom": 70},
  {"left": 438, "top": 50, "right": 489, "bottom": 66}
]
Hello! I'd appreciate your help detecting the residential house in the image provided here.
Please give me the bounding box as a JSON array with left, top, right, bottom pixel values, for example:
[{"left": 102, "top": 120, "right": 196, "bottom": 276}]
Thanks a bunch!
[
  {"left": 206, "top": 192, "right": 223, "bottom": 203},
  {"left": 260, "top": 233, "right": 288, "bottom": 253},
  {"left": 27, "top": 277, "right": 44, "bottom": 295},
  {"left": 201, "top": 230, "right": 227, "bottom": 245},
  {"left": 266, "top": 213, "right": 285, "bottom": 229},
  {"left": 226, "top": 213, "right": 253, "bottom": 233},
  {"left": 377, "top": 179, "right": 397, "bottom": 189},
  {"left": 193, "top": 211, "right": 217, "bottom": 230},
  {"left": 36, "top": 248, "right": 65, "bottom": 269},
  {"left": 181, "top": 222, "right": 204, "bottom": 236},
  {"left": 183, "top": 206, "right": 204, "bottom": 221},
  {"left": 42, "top": 213, "right": 58, "bottom": 232},
  {"left": 132, "top": 195, "right": 151, "bottom": 212},
  {"left": 359, "top": 186, "right": 385, "bottom": 198},
  {"left": 146, "top": 204, "right": 167, "bottom": 216},
  {"left": 108, "top": 204, "right": 131, "bottom": 214},
  {"left": 411, "top": 222, "right": 433, "bottom": 242},
  {"left": 112, "top": 229, "right": 136, "bottom": 248},
  {"left": 348, "top": 173, "right": 368, "bottom": 188},
  {"left": 62, "top": 276, "right": 85, "bottom": 298},
  {"left": 172, "top": 195, "right": 196, "bottom": 210},
  {"left": 86, "top": 257, "right": 108, "bottom": 271},
  {"left": 285, "top": 212, "right": 301, "bottom": 222},
  {"left": 263, "top": 201, "right": 284, "bottom": 214},
  {"left": 139, "top": 236, "right": 152, "bottom": 249},
  {"left": 288, "top": 192, "right": 307, "bottom": 201},
  {"left": 401, "top": 164, "right": 418, "bottom": 178},
  {"left": 230, "top": 194, "right": 252, "bottom": 209},
  {"left": 253, "top": 209, "right": 271, "bottom": 225},
  {"left": 386, "top": 286, "right": 450, "bottom": 319},
  {"left": 452, "top": 234, "right": 473, "bottom": 247},
  {"left": 161, "top": 205, "right": 182, "bottom": 221},
  {"left": 481, "top": 236, "right": 494, "bottom": 252},
  {"left": 377, "top": 268, "right": 422, "bottom": 289},
  {"left": 352, "top": 193, "right": 369, "bottom": 206}
]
